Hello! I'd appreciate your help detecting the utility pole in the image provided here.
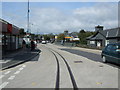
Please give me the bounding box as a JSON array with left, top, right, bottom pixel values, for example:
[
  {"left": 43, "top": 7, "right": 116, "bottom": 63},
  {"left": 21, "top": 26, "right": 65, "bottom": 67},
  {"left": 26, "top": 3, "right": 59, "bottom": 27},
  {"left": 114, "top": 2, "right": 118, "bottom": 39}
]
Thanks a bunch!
[{"left": 27, "top": 0, "right": 30, "bottom": 33}]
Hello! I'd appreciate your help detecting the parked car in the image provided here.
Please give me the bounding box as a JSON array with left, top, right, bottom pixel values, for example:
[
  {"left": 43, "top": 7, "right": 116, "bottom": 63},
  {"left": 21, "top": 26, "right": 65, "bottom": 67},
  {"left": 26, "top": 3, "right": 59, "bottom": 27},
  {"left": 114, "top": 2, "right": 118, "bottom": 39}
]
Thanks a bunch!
[
  {"left": 41, "top": 41, "right": 46, "bottom": 44},
  {"left": 101, "top": 43, "right": 120, "bottom": 64}
]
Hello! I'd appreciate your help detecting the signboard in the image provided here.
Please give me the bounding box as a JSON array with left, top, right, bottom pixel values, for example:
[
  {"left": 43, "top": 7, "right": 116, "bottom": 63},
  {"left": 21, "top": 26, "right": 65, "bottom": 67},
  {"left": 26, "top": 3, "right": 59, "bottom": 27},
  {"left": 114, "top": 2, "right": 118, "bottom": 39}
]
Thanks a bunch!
[
  {"left": 7, "top": 24, "right": 12, "bottom": 33},
  {"left": 12, "top": 26, "right": 19, "bottom": 35}
]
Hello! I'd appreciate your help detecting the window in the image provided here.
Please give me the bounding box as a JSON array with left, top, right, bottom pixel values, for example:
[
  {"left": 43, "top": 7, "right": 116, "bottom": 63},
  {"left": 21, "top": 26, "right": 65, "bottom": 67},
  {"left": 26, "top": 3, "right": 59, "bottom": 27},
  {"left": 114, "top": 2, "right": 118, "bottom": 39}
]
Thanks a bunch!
[
  {"left": 106, "top": 45, "right": 119, "bottom": 52},
  {"left": 111, "top": 45, "right": 117, "bottom": 51},
  {"left": 117, "top": 45, "right": 120, "bottom": 49},
  {"left": 105, "top": 40, "right": 109, "bottom": 46},
  {"left": 118, "top": 39, "right": 120, "bottom": 41},
  {"left": 90, "top": 41, "right": 95, "bottom": 44},
  {"left": 106, "top": 45, "right": 112, "bottom": 51}
]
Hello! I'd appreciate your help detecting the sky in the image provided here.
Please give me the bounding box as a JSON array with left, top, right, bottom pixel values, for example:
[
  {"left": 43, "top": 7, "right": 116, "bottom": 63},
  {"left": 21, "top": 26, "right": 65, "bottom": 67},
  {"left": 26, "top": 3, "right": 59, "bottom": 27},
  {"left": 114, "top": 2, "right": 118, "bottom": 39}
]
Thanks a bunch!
[{"left": 1, "top": 2, "right": 119, "bottom": 34}]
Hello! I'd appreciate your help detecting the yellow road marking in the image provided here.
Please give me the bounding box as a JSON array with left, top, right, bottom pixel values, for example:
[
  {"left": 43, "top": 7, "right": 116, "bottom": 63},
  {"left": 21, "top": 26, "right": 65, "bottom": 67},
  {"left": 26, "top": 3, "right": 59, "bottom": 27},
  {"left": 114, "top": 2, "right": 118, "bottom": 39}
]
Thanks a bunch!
[
  {"left": 32, "top": 82, "right": 36, "bottom": 86},
  {"left": 96, "top": 82, "right": 102, "bottom": 85}
]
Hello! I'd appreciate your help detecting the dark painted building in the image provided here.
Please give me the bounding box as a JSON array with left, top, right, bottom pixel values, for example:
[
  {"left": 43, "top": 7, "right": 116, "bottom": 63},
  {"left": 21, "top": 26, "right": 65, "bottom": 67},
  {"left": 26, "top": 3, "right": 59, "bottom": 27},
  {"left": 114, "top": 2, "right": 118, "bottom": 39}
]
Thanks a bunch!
[{"left": 87, "top": 25, "right": 120, "bottom": 48}]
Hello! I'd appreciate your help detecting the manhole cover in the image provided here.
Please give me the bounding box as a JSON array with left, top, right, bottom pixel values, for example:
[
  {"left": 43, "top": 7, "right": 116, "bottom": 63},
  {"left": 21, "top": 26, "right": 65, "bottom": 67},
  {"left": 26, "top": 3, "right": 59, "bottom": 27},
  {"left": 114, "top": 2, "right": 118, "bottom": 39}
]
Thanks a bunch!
[
  {"left": 74, "top": 61, "right": 83, "bottom": 63},
  {"left": 99, "top": 65, "right": 104, "bottom": 67}
]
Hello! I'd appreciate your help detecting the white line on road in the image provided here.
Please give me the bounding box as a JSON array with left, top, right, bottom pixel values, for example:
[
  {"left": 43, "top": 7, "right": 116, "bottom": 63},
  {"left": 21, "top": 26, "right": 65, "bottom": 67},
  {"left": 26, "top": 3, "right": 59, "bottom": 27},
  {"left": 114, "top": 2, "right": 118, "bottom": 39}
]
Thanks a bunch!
[
  {"left": 8, "top": 75, "right": 15, "bottom": 80},
  {"left": 0, "top": 75, "right": 4, "bottom": 79},
  {"left": 19, "top": 67, "right": 24, "bottom": 71},
  {"left": 14, "top": 71, "right": 20, "bottom": 74},
  {"left": 0, "top": 60, "right": 11, "bottom": 63},
  {"left": 22, "top": 65, "right": 26, "bottom": 68},
  {"left": 4, "top": 71, "right": 11, "bottom": 75},
  {"left": 0, "top": 82, "right": 9, "bottom": 88}
]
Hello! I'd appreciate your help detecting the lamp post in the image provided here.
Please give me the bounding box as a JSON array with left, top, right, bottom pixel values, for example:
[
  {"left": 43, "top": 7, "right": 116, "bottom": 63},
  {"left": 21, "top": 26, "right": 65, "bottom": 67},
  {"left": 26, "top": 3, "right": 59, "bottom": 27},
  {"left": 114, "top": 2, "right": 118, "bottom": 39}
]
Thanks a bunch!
[{"left": 27, "top": 0, "right": 30, "bottom": 33}]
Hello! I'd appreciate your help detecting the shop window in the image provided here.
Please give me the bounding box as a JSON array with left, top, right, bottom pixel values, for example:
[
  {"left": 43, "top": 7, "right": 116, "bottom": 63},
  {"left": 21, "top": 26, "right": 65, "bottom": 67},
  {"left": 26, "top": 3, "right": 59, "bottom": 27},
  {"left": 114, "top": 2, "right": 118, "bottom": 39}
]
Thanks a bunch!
[
  {"left": 12, "top": 36, "right": 15, "bottom": 42},
  {"left": 118, "top": 39, "right": 120, "bottom": 42}
]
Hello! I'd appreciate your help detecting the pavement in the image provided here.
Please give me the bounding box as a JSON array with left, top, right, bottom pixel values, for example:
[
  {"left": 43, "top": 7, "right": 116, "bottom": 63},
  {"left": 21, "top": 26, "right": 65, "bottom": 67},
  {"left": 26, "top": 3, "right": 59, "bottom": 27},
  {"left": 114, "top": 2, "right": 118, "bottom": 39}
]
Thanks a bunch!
[
  {"left": 0, "top": 44, "right": 119, "bottom": 88},
  {"left": 46, "top": 44, "right": 119, "bottom": 88},
  {"left": 54, "top": 42, "right": 102, "bottom": 54},
  {"left": 0, "top": 48, "right": 41, "bottom": 70},
  {"left": 53, "top": 43, "right": 102, "bottom": 54}
]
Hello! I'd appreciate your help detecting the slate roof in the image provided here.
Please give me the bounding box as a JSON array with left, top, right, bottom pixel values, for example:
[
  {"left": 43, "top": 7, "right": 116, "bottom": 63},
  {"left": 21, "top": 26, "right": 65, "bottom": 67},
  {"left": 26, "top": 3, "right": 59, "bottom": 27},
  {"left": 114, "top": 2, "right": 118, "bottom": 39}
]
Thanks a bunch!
[
  {"left": 103, "top": 27, "right": 120, "bottom": 38},
  {"left": 87, "top": 27, "right": 120, "bottom": 40}
]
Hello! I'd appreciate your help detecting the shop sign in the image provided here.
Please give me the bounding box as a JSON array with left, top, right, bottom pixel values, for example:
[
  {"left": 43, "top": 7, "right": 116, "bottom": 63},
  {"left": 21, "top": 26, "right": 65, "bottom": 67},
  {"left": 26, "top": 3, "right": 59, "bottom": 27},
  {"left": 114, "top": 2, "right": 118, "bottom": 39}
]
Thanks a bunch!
[
  {"left": 7, "top": 24, "right": 12, "bottom": 33},
  {"left": 12, "top": 26, "right": 19, "bottom": 35}
]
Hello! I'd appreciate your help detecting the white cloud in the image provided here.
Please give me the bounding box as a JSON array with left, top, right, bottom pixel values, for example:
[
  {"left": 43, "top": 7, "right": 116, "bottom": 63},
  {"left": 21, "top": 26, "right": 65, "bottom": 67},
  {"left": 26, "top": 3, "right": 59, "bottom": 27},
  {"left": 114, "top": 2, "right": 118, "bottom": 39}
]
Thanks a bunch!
[
  {"left": 29, "top": 3, "right": 118, "bottom": 34},
  {"left": 73, "top": 3, "right": 118, "bottom": 30},
  {"left": 3, "top": 2, "right": 118, "bottom": 34}
]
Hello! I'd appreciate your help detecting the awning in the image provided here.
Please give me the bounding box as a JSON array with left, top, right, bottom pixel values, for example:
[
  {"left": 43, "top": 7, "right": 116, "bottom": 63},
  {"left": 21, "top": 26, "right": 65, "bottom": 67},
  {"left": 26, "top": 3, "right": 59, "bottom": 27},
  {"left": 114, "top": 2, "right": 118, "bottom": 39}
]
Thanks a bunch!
[{"left": 65, "top": 37, "right": 72, "bottom": 39}]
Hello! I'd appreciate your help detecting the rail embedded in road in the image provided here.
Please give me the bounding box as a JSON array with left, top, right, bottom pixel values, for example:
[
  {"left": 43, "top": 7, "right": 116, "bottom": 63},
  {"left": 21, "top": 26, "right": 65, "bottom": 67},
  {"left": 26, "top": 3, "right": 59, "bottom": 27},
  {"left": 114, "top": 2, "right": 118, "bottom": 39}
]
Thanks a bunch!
[{"left": 45, "top": 46, "right": 78, "bottom": 89}]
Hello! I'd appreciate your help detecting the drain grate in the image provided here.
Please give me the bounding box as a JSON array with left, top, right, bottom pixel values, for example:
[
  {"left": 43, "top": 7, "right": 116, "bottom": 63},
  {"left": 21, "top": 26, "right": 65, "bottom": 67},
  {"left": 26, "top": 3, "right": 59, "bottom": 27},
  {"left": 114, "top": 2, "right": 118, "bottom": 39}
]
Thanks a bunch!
[
  {"left": 99, "top": 65, "right": 104, "bottom": 67},
  {"left": 74, "top": 61, "right": 83, "bottom": 63}
]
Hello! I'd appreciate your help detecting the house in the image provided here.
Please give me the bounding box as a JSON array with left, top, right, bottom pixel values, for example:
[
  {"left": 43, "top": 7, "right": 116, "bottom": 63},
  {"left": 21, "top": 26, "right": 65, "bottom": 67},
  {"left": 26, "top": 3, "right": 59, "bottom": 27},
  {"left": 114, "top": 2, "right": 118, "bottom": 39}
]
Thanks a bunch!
[
  {"left": 63, "top": 31, "right": 79, "bottom": 42},
  {"left": 87, "top": 25, "right": 120, "bottom": 48}
]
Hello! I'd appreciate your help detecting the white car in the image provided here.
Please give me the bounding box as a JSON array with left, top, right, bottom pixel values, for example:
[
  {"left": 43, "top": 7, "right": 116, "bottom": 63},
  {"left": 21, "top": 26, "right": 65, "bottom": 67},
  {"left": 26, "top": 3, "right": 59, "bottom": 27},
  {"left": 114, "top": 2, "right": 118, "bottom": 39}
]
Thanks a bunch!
[{"left": 41, "top": 41, "right": 46, "bottom": 44}]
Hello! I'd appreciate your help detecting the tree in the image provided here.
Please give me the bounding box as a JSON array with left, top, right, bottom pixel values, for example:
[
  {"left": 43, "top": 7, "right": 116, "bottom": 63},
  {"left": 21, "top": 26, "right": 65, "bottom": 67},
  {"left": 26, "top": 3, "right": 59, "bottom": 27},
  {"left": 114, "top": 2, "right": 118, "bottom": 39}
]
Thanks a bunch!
[
  {"left": 57, "top": 33, "right": 65, "bottom": 40},
  {"left": 30, "top": 33, "right": 35, "bottom": 39},
  {"left": 43, "top": 35, "right": 50, "bottom": 40},
  {"left": 79, "top": 29, "right": 86, "bottom": 33},
  {"left": 78, "top": 30, "right": 95, "bottom": 44},
  {"left": 47, "top": 33, "right": 55, "bottom": 40},
  {"left": 19, "top": 28, "right": 26, "bottom": 35}
]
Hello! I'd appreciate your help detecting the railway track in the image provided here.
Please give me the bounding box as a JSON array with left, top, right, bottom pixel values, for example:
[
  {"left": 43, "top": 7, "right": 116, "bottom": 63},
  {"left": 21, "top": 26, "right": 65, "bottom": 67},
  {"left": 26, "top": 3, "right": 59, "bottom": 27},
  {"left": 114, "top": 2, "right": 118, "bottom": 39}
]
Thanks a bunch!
[{"left": 44, "top": 46, "right": 78, "bottom": 89}]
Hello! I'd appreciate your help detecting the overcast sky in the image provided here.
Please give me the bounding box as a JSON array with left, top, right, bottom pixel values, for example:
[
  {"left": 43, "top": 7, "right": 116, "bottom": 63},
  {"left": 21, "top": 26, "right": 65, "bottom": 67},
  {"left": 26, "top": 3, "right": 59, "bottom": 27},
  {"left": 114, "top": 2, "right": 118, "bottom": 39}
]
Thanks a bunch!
[{"left": 2, "top": 2, "right": 118, "bottom": 34}]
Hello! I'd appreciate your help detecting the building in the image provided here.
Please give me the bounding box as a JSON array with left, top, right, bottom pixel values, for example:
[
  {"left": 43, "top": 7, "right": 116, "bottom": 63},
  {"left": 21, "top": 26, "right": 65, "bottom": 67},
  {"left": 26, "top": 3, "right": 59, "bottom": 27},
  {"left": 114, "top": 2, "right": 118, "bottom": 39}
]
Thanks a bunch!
[
  {"left": 87, "top": 25, "right": 120, "bottom": 48},
  {"left": 1, "top": 19, "right": 23, "bottom": 55}
]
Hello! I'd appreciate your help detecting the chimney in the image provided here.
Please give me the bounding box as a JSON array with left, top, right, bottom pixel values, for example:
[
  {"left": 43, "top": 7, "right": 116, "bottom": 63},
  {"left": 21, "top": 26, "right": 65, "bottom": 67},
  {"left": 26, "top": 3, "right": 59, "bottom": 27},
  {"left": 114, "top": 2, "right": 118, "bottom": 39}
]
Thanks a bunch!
[{"left": 95, "top": 25, "right": 104, "bottom": 32}]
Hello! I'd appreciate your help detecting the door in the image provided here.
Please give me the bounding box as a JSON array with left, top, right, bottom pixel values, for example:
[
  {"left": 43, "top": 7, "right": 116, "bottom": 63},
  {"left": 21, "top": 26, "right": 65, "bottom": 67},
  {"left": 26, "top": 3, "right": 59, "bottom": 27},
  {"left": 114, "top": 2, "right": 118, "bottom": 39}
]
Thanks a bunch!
[
  {"left": 116, "top": 45, "right": 120, "bottom": 64},
  {"left": 109, "top": 45, "right": 119, "bottom": 63}
]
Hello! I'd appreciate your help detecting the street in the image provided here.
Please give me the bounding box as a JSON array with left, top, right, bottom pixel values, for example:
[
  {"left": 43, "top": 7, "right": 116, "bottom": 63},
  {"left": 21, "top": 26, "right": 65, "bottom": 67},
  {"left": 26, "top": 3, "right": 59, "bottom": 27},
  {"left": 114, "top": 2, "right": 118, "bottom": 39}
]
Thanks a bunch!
[{"left": 0, "top": 44, "right": 119, "bottom": 89}]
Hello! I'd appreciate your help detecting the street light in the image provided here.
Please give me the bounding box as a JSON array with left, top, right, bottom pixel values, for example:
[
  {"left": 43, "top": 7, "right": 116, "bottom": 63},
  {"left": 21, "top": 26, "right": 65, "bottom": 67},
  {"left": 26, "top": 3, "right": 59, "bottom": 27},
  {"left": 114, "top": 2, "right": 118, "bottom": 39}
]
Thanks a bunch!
[{"left": 27, "top": 0, "right": 30, "bottom": 33}]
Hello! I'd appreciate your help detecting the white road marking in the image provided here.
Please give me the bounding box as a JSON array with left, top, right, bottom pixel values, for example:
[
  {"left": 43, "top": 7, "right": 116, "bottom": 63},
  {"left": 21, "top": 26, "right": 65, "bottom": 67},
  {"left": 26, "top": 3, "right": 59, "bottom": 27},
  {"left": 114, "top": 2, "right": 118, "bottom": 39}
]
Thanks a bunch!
[
  {"left": 22, "top": 65, "right": 26, "bottom": 68},
  {"left": 0, "top": 82, "right": 9, "bottom": 88},
  {"left": 19, "top": 67, "right": 24, "bottom": 71},
  {"left": 4, "top": 71, "right": 11, "bottom": 75},
  {"left": 8, "top": 75, "right": 15, "bottom": 80},
  {"left": 0, "top": 60, "right": 11, "bottom": 63},
  {"left": 14, "top": 71, "right": 20, "bottom": 74},
  {"left": 0, "top": 75, "right": 4, "bottom": 79}
]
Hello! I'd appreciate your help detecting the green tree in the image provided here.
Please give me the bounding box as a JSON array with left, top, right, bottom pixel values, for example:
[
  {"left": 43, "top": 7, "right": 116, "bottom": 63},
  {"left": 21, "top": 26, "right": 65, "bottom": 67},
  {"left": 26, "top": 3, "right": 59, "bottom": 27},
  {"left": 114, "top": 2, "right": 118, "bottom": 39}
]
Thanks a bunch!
[
  {"left": 57, "top": 33, "right": 65, "bottom": 40},
  {"left": 78, "top": 30, "right": 95, "bottom": 44},
  {"left": 47, "top": 33, "right": 55, "bottom": 40},
  {"left": 30, "top": 33, "right": 35, "bottom": 39},
  {"left": 43, "top": 35, "right": 50, "bottom": 40},
  {"left": 79, "top": 29, "right": 86, "bottom": 33},
  {"left": 19, "top": 28, "right": 26, "bottom": 35}
]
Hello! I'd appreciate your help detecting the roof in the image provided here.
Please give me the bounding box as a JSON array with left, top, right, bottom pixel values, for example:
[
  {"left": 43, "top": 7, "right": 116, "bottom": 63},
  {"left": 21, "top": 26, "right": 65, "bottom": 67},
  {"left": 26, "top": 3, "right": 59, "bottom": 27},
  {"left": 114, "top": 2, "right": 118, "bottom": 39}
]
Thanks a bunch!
[
  {"left": 87, "top": 27, "right": 120, "bottom": 40},
  {"left": 1, "top": 18, "right": 20, "bottom": 35},
  {"left": 103, "top": 27, "right": 120, "bottom": 38},
  {"left": 86, "top": 35, "right": 94, "bottom": 40}
]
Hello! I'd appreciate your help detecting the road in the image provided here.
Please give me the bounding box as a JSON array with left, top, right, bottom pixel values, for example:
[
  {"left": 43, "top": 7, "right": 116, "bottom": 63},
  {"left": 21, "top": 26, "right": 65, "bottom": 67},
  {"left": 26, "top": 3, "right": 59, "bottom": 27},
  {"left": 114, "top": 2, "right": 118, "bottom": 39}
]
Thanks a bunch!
[{"left": 0, "top": 43, "right": 119, "bottom": 89}]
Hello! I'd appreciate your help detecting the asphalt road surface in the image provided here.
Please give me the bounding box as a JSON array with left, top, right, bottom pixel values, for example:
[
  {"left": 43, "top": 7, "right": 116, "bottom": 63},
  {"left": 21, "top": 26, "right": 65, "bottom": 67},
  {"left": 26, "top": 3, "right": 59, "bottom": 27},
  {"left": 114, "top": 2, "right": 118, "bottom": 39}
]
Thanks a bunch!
[
  {"left": 60, "top": 48, "right": 102, "bottom": 62},
  {"left": 0, "top": 44, "right": 119, "bottom": 89}
]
